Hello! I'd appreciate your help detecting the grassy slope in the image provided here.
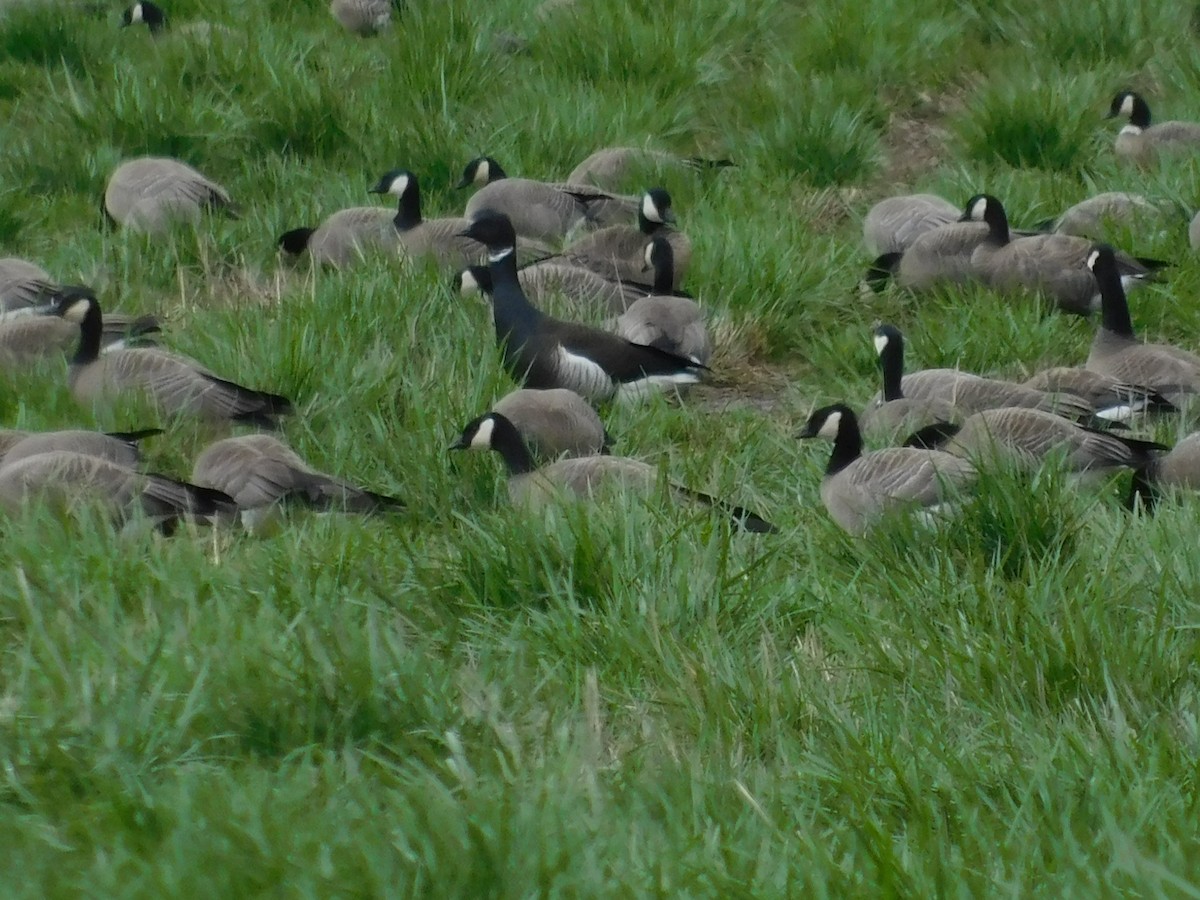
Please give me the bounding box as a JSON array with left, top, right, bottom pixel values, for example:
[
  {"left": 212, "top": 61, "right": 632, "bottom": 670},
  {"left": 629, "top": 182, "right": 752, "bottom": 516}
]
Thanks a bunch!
[{"left": 2, "top": 0, "right": 1200, "bottom": 894}]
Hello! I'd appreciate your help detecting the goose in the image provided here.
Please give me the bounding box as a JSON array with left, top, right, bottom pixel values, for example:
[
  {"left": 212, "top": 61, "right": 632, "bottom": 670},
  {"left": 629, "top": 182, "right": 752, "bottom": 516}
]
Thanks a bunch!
[
  {"left": 1107, "top": 91, "right": 1200, "bottom": 165},
  {"left": 491, "top": 388, "right": 611, "bottom": 459},
  {"left": 192, "top": 434, "right": 403, "bottom": 518},
  {"left": 330, "top": 0, "right": 396, "bottom": 35},
  {"left": 866, "top": 323, "right": 1095, "bottom": 421},
  {"left": 964, "top": 194, "right": 1164, "bottom": 316},
  {"left": 0, "top": 289, "right": 160, "bottom": 366},
  {"left": 450, "top": 411, "right": 774, "bottom": 531},
  {"left": 906, "top": 406, "right": 1165, "bottom": 481},
  {"left": 862, "top": 194, "right": 959, "bottom": 256},
  {"left": 865, "top": 214, "right": 990, "bottom": 293},
  {"left": 553, "top": 188, "right": 690, "bottom": 288},
  {"left": 0, "top": 450, "right": 236, "bottom": 532},
  {"left": 0, "top": 428, "right": 161, "bottom": 469},
  {"left": 797, "top": 403, "right": 977, "bottom": 536},
  {"left": 566, "top": 147, "right": 733, "bottom": 190},
  {"left": 612, "top": 238, "right": 710, "bottom": 365},
  {"left": 1048, "top": 192, "right": 1164, "bottom": 239},
  {"left": 1129, "top": 433, "right": 1200, "bottom": 509},
  {"left": 1022, "top": 366, "right": 1176, "bottom": 422},
  {"left": 859, "top": 323, "right": 960, "bottom": 442},
  {"left": 459, "top": 210, "right": 705, "bottom": 403},
  {"left": 457, "top": 156, "right": 611, "bottom": 243},
  {"left": 1085, "top": 244, "right": 1200, "bottom": 405},
  {"left": 104, "top": 157, "right": 235, "bottom": 233},
  {"left": 278, "top": 175, "right": 406, "bottom": 268},
  {"left": 120, "top": 2, "right": 232, "bottom": 39},
  {"left": 51, "top": 290, "right": 293, "bottom": 427}
]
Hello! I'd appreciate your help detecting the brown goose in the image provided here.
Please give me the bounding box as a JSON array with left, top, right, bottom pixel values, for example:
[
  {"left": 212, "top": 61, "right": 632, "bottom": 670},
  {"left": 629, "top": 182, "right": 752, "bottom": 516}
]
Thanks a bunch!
[
  {"left": 862, "top": 193, "right": 959, "bottom": 256},
  {"left": 1108, "top": 91, "right": 1200, "bottom": 165},
  {"left": 612, "top": 239, "right": 709, "bottom": 365},
  {"left": 0, "top": 428, "right": 160, "bottom": 469},
  {"left": 0, "top": 288, "right": 160, "bottom": 368},
  {"left": 797, "top": 403, "right": 977, "bottom": 536},
  {"left": 1022, "top": 366, "right": 1176, "bottom": 422},
  {"left": 104, "top": 156, "right": 235, "bottom": 233},
  {"left": 330, "top": 0, "right": 396, "bottom": 35},
  {"left": 566, "top": 147, "right": 732, "bottom": 190},
  {"left": 450, "top": 411, "right": 774, "bottom": 531},
  {"left": 53, "top": 290, "right": 292, "bottom": 427},
  {"left": 0, "top": 258, "right": 56, "bottom": 313},
  {"left": 859, "top": 323, "right": 960, "bottom": 442},
  {"left": 491, "top": 388, "right": 611, "bottom": 460}
]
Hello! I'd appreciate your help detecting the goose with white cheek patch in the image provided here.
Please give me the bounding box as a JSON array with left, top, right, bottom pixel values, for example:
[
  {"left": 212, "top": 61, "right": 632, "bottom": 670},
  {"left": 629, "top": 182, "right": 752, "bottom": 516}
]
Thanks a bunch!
[
  {"left": 120, "top": 1, "right": 232, "bottom": 38},
  {"left": 1086, "top": 243, "right": 1200, "bottom": 406},
  {"left": 491, "top": 388, "right": 612, "bottom": 460},
  {"left": 459, "top": 210, "right": 706, "bottom": 403},
  {"left": 964, "top": 193, "right": 1166, "bottom": 316},
  {"left": 450, "top": 411, "right": 774, "bottom": 531},
  {"left": 52, "top": 291, "right": 293, "bottom": 428},
  {"left": 612, "top": 237, "right": 710, "bottom": 365},
  {"left": 1108, "top": 91, "right": 1200, "bottom": 166},
  {"left": 0, "top": 286, "right": 160, "bottom": 367},
  {"left": 798, "top": 403, "right": 977, "bottom": 536},
  {"left": 858, "top": 323, "right": 960, "bottom": 442}
]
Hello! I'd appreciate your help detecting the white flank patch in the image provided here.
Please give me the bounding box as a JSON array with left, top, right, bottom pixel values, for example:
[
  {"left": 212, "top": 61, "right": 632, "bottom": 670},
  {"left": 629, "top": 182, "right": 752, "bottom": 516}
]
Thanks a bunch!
[
  {"left": 873, "top": 333, "right": 889, "bottom": 355},
  {"left": 1119, "top": 94, "right": 1135, "bottom": 117},
  {"left": 816, "top": 410, "right": 842, "bottom": 441},
  {"left": 469, "top": 416, "right": 496, "bottom": 450},
  {"left": 616, "top": 371, "right": 701, "bottom": 402},
  {"left": 131, "top": 2, "right": 144, "bottom": 22},
  {"left": 555, "top": 347, "right": 615, "bottom": 401},
  {"left": 459, "top": 269, "right": 479, "bottom": 294},
  {"left": 488, "top": 247, "right": 514, "bottom": 264},
  {"left": 387, "top": 174, "right": 410, "bottom": 197},
  {"left": 642, "top": 193, "right": 664, "bottom": 224},
  {"left": 1094, "top": 402, "right": 1137, "bottom": 422}
]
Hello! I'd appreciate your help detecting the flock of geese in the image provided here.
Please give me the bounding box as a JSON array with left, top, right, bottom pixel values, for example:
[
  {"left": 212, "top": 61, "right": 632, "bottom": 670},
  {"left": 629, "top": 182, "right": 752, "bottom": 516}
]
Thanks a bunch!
[{"left": 8, "top": 7, "right": 1200, "bottom": 543}]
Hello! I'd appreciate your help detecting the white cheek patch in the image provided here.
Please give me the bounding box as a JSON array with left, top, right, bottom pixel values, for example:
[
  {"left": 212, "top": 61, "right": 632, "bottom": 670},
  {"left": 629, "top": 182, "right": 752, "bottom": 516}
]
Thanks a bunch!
[
  {"left": 1086, "top": 249, "right": 1100, "bottom": 269},
  {"left": 131, "top": 3, "right": 144, "bottom": 22},
  {"left": 1120, "top": 94, "right": 1134, "bottom": 117},
  {"left": 63, "top": 299, "right": 91, "bottom": 323},
  {"left": 469, "top": 417, "right": 496, "bottom": 450},
  {"left": 873, "top": 334, "right": 889, "bottom": 355},
  {"left": 476, "top": 160, "right": 490, "bottom": 184},
  {"left": 488, "top": 247, "right": 514, "bottom": 264},
  {"left": 643, "top": 242, "right": 655, "bottom": 268},
  {"left": 817, "top": 410, "right": 842, "bottom": 440},
  {"left": 459, "top": 270, "right": 479, "bottom": 293},
  {"left": 388, "top": 174, "right": 410, "bottom": 197},
  {"left": 970, "top": 197, "right": 988, "bottom": 221},
  {"left": 641, "top": 194, "right": 663, "bottom": 224}
]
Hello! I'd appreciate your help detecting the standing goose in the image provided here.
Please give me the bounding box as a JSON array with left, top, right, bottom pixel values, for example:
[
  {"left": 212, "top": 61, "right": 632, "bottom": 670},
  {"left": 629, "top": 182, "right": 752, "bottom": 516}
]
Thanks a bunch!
[
  {"left": 0, "top": 450, "right": 236, "bottom": 531},
  {"left": 192, "top": 434, "right": 403, "bottom": 517},
  {"left": 459, "top": 210, "right": 705, "bottom": 403},
  {"left": 1108, "top": 91, "right": 1200, "bottom": 165},
  {"left": 491, "top": 388, "right": 611, "bottom": 459},
  {"left": 457, "top": 156, "right": 612, "bottom": 244},
  {"left": 566, "top": 147, "right": 733, "bottom": 190},
  {"left": 613, "top": 238, "right": 710, "bottom": 365},
  {"left": 859, "top": 323, "right": 960, "bottom": 442},
  {"left": 450, "top": 411, "right": 774, "bottom": 531},
  {"left": 330, "top": 0, "right": 397, "bottom": 35},
  {"left": 1022, "top": 366, "right": 1176, "bottom": 422},
  {"left": 52, "top": 291, "right": 293, "bottom": 427},
  {"left": 964, "top": 194, "right": 1164, "bottom": 316},
  {"left": 866, "top": 322, "right": 1095, "bottom": 422},
  {"left": 907, "top": 406, "right": 1165, "bottom": 481},
  {"left": 554, "top": 188, "right": 690, "bottom": 288},
  {"left": 0, "top": 428, "right": 161, "bottom": 470},
  {"left": 797, "top": 404, "right": 977, "bottom": 536},
  {"left": 105, "top": 157, "right": 236, "bottom": 233},
  {"left": 862, "top": 194, "right": 960, "bottom": 256},
  {"left": 1086, "top": 244, "right": 1200, "bottom": 405}
]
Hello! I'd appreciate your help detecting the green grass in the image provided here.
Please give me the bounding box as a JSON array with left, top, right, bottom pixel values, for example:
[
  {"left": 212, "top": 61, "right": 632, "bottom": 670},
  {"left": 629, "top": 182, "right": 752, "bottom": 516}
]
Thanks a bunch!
[{"left": 3, "top": 0, "right": 1200, "bottom": 894}]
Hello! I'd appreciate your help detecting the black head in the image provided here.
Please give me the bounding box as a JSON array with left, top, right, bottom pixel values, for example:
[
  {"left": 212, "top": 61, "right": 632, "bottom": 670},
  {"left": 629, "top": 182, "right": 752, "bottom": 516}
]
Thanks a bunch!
[
  {"left": 797, "top": 403, "right": 856, "bottom": 441},
  {"left": 1086, "top": 243, "right": 1119, "bottom": 278},
  {"left": 456, "top": 156, "right": 505, "bottom": 189},
  {"left": 368, "top": 169, "right": 415, "bottom": 197},
  {"left": 641, "top": 188, "right": 676, "bottom": 225},
  {"left": 278, "top": 227, "right": 315, "bottom": 255},
  {"left": 872, "top": 322, "right": 904, "bottom": 357},
  {"left": 459, "top": 209, "right": 517, "bottom": 250},
  {"left": 960, "top": 193, "right": 1006, "bottom": 228},
  {"left": 47, "top": 285, "right": 98, "bottom": 321},
  {"left": 449, "top": 412, "right": 504, "bottom": 452},
  {"left": 1108, "top": 91, "right": 1150, "bottom": 127},
  {"left": 121, "top": 1, "right": 165, "bottom": 29},
  {"left": 454, "top": 265, "right": 493, "bottom": 295}
]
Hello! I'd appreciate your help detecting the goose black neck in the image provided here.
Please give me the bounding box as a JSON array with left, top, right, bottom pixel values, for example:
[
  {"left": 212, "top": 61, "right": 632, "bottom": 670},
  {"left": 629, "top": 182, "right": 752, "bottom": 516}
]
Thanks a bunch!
[
  {"left": 393, "top": 181, "right": 422, "bottom": 231},
  {"left": 879, "top": 338, "right": 905, "bottom": 401},
  {"left": 827, "top": 410, "right": 864, "bottom": 476},
  {"left": 73, "top": 300, "right": 103, "bottom": 366},
  {"left": 1129, "top": 95, "right": 1151, "bottom": 128},
  {"left": 487, "top": 159, "right": 508, "bottom": 181},
  {"left": 490, "top": 414, "right": 537, "bottom": 476},
  {"left": 1094, "top": 254, "right": 1135, "bottom": 337},
  {"left": 651, "top": 241, "right": 674, "bottom": 294},
  {"left": 637, "top": 209, "right": 665, "bottom": 236},
  {"left": 983, "top": 202, "right": 1010, "bottom": 245},
  {"left": 487, "top": 248, "right": 542, "bottom": 344},
  {"left": 144, "top": 2, "right": 166, "bottom": 31}
]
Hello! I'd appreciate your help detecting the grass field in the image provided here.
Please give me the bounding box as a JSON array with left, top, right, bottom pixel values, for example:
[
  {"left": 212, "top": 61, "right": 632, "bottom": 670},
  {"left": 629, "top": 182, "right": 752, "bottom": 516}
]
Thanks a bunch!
[{"left": 4, "top": 0, "right": 1200, "bottom": 894}]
